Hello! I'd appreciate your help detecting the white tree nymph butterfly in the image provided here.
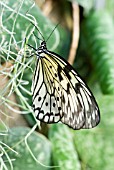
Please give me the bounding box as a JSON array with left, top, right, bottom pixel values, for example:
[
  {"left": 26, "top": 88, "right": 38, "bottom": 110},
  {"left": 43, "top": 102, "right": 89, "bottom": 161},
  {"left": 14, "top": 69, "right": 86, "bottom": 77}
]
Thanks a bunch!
[{"left": 28, "top": 23, "right": 100, "bottom": 130}]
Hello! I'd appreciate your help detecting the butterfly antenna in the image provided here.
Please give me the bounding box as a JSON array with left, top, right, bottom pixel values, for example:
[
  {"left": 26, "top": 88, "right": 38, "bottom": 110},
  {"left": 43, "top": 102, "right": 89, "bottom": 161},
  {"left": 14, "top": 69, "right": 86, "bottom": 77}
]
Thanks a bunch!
[
  {"left": 33, "top": 32, "right": 43, "bottom": 41},
  {"left": 46, "top": 22, "right": 60, "bottom": 43},
  {"left": 24, "top": 38, "right": 36, "bottom": 50},
  {"left": 27, "top": 44, "right": 37, "bottom": 51},
  {"left": 30, "top": 21, "right": 45, "bottom": 41}
]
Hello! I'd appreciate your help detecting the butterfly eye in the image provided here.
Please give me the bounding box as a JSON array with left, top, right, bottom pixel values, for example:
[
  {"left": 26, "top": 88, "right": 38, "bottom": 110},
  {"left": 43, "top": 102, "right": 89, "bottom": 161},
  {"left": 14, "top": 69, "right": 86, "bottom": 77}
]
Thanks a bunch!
[{"left": 41, "top": 41, "right": 44, "bottom": 45}]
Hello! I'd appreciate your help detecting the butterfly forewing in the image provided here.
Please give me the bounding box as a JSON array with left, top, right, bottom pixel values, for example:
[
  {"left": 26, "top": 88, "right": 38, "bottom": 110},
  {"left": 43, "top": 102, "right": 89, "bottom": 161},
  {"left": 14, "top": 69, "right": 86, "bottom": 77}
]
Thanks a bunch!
[
  {"left": 32, "top": 42, "right": 100, "bottom": 130},
  {"left": 46, "top": 51, "right": 100, "bottom": 129}
]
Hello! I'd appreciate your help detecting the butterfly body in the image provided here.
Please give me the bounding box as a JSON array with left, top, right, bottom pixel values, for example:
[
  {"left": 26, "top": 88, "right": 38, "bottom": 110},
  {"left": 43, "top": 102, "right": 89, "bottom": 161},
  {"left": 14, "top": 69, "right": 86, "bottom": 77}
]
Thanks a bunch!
[{"left": 32, "top": 41, "right": 100, "bottom": 130}]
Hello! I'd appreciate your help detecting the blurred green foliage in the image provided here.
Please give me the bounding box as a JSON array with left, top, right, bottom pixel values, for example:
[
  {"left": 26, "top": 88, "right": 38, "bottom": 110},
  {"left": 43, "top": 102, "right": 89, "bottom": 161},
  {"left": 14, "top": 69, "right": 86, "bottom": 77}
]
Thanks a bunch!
[
  {"left": 49, "top": 124, "right": 81, "bottom": 170},
  {"left": 0, "top": 127, "right": 51, "bottom": 170},
  {"left": 81, "top": 11, "right": 114, "bottom": 94}
]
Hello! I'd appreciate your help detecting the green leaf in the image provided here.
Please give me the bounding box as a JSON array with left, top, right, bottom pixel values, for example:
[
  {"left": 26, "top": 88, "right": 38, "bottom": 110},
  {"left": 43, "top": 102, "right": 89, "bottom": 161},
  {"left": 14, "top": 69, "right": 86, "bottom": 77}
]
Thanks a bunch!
[
  {"left": 49, "top": 124, "right": 81, "bottom": 170},
  {"left": 82, "top": 11, "right": 114, "bottom": 94},
  {"left": 1, "top": 127, "right": 51, "bottom": 170}
]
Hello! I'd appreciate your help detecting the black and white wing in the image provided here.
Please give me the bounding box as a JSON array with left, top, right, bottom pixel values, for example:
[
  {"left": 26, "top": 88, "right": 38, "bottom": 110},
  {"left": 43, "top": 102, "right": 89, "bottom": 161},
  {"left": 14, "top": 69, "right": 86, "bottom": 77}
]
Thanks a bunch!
[{"left": 32, "top": 50, "right": 100, "bottom": 130}]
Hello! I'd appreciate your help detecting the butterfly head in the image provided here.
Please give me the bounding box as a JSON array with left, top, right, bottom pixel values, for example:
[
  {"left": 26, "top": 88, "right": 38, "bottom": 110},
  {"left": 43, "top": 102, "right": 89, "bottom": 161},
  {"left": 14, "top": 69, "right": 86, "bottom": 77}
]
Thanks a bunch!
[{"left": 38, "top": 41, "right": 47, "bottom": 54}]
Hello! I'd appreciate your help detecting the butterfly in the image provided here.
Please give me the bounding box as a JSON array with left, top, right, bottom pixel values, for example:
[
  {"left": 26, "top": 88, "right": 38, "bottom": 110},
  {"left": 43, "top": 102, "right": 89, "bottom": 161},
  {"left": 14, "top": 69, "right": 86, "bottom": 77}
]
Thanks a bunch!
[{"left": 28, "top": 23, "right": 100, "bottom": 130}]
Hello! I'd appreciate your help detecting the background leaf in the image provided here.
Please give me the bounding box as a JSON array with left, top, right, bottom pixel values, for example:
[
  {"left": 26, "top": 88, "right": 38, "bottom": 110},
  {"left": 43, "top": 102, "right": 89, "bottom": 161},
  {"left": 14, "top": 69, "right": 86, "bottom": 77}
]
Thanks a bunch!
[
  {"left": 49, "top": 124, "right": 81, "bottom": 170},
  {"left": 81, "top": 11, "right": 114, "bottom": 94},
  {"left": 1, "top": 127, "right": 51, "bottom": 170}
]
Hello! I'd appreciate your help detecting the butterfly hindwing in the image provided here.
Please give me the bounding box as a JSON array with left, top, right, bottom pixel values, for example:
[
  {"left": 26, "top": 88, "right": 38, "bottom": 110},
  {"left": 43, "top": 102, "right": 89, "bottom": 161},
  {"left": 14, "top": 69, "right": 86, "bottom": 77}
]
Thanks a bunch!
[
  {"left": 32, "top": 47, "right": 100, "bottom": 130},
  {"left": 32, "top": 53, "right": 63, "bottom": 123}
]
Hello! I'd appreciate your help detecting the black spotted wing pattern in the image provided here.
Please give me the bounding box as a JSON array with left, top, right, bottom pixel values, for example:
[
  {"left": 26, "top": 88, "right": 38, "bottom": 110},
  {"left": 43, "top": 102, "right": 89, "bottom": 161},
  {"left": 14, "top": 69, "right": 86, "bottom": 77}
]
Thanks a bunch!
[
  {"left": 32, "top": 55, "right": 63, "bottom": 123},
  {"left": 32, "top": 44, "right": 100, "bottom": 130}
]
